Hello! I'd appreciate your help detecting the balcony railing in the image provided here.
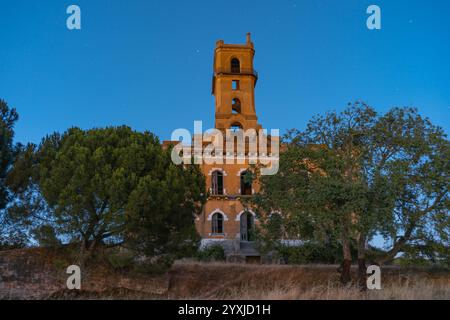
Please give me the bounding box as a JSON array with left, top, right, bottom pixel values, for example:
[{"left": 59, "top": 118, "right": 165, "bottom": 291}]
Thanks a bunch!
[
  {"left": 208, "top": 193, "right": 253, "bottom": 200},
  {"left": 214, "top": 68, "right": 258, "bottom": 79}
]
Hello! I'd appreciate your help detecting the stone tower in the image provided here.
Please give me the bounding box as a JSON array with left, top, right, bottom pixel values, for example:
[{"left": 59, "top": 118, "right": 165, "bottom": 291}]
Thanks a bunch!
[{"left": 212, "top": 33, "right": 262, "bottom": 132}]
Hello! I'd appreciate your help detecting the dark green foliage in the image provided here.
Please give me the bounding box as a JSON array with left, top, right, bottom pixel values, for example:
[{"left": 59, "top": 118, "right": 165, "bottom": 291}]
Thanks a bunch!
[
  {"left": 7, "top": 126, "right": 206, "bottom": 270},
  {"left": 124, "top": 159, "right": 205, "bottom": 269},
  {"left": 196, "top": 244, "right": 226, "bottom": 262},
  {"left": 107, "top": 248, "right": 135, "bottom": 270},
  {"left": 277, "top": 242, "right": 348, "bottom": 264},
  {"left": 133, "top": 255, "right": 175, "bottom": 275},
  {"left": 0, "top": 99, "right": 18, "bottom": 210},
  {"left": 395, "top": 241, "right": 450, "bottom": 268},
  {"left": 32, "top": 225, "right": 61, "bottom": 248},
  {"left": 0, "top": 99, "right": 24, "bottom": 250},
  {"left": 277, "top": 243, "right": 387, "bottom": 265}
]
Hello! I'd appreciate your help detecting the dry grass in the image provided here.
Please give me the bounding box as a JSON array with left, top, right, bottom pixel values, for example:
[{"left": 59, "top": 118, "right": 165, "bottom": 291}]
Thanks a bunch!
[
  {"left": 217, "top": 279, "right": 449, "bottom": 300},
  {"left": 172, "top": 261, "right": 450, "bottom": 300},
  {"left": 1, "top": 249, "right": 449, "bottom": 300}
]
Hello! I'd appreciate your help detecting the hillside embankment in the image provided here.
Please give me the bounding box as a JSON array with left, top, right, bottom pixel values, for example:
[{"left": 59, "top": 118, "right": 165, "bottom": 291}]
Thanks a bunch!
[{"left": 0, "top": 248, "right": 448, "bottom": 299}]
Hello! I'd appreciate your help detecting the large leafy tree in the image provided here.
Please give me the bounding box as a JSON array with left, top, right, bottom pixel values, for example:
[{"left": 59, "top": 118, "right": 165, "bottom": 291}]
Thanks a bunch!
[
  {"left": 7, "top": 126, "right": 206, "bottom": 266},
  {"left": 252, "top": 102, "right": 449, "bottom": 284},
  {"left": 371, "top": 107, "right": 449, "bottom": 266}
]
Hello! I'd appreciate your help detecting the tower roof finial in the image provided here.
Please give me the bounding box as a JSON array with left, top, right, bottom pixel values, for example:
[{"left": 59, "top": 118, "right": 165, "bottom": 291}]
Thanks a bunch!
[{"left": 246, "top": 32, "right": 251, "bottom": 44}]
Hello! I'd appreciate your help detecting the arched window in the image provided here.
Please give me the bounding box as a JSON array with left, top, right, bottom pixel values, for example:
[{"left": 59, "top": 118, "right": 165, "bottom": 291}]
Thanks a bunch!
[
  {"left": 231, "top": 58, "right": 240, "bottom": 73},
  {"left": 240, "top": 211, "right": 254, "bottom": 241},
  {"left": 211, "top": 170, "right": 224, "bottom": 195},
  {"left": 240, "top": 170, "right": 252, "bottom": 195},
  {"left": 232, "top": 98, "right": 241, "bottom": 114},
  {"left": 230, "top": 122, "right": 243, "bottom": 132},
  {"left": 212, "top": 212, "right": 224, "bottom": 234}
]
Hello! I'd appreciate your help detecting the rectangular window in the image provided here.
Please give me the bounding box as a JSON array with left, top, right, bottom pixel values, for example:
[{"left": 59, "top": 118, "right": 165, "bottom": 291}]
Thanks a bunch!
[{"left": 232, "top": 80, "right": 239, "bottom": 90}]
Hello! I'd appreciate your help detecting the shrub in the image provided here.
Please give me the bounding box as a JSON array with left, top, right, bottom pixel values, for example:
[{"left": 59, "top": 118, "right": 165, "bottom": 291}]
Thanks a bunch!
[
  {"left": 32, "top": 225, "right": 61, "bottom": 248},
  {"left": 196, "top": 244, "right": 226, "bottom": 262},
  {"left": 277, "top": 242, "right": 349, "bottom": 264},
  {"left": 134, "top": 255, "right": 174, "bottom": 275},
  {"left": 107, "top": 249, "right": 135, "bottom": 270},
  {"left": 53, "top": 258, "right": 68, "bottom": 270}
]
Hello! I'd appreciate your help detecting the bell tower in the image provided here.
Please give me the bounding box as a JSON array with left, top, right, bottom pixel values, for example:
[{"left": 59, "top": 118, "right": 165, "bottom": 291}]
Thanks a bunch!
[{"left": 212, "top": 33, "right": 262, "bottom": 132}]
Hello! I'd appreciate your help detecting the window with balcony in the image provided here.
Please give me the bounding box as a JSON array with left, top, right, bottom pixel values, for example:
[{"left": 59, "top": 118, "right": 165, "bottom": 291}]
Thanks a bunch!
[
  {"left": 211, "top": 170, "right": 224, "bottom": 195},
  {"left": 240, "top": 170, "right": 252, "bottom": 195}
]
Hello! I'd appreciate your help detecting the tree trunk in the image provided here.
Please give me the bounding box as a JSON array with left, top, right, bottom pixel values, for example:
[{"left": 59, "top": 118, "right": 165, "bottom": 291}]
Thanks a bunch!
[
  {"left": 341, "top": 237, "right": 352, "bottom": 284},
  {"left": 78, "top": 239, "right": 87, "bottom": 270},
  {"left": 357, "top": 233, "right": 367, "bottom": 291},
  {"left": 78, "top": 237, "right": 97, "bottom": 269},
  {"left": 88, "top": 238, "right": 98, "bottom": 252}
]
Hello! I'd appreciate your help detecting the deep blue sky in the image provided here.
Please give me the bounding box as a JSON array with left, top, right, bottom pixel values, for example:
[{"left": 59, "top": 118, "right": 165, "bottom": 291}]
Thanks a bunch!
[{"left": 1, "top": 0, "right": 449, "bottom": 145}]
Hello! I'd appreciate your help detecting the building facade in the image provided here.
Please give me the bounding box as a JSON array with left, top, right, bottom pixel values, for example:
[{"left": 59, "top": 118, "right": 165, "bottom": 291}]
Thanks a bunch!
[
  {"left": 195, "top": 33, "right": 268, "bottom": 261},
  {"left": 165, "top": 34, "right": 275, "bottom": 261}
]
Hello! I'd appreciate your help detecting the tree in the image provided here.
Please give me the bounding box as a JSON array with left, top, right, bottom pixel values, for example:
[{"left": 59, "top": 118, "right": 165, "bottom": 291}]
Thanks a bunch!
[
  {"left": 370, "top": 107, "right": 449, "bottom": 267},
  {"left": 7, "top": 126, "right": 206, "bottom": 268},
  {"left": 0, "top": 99, "right": 24, "bottom": 249},
  {"left": 0, "top": 99, "right": 18, "bottom": 210},
  {"left": 252, "top": 102, "right": 449, "bottom": 285},
  {"left": 125, "top": 163, "right": 205, "bottom": 272}
]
